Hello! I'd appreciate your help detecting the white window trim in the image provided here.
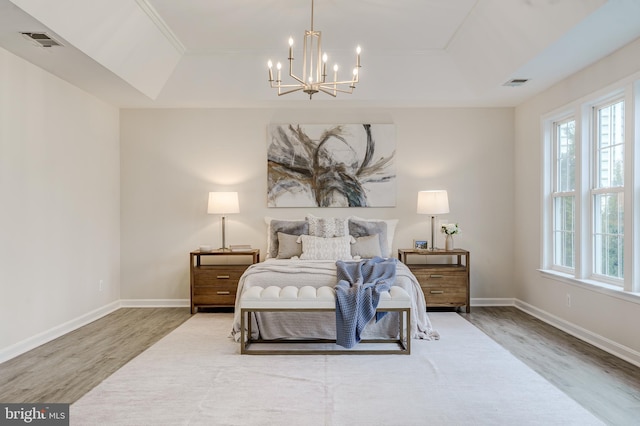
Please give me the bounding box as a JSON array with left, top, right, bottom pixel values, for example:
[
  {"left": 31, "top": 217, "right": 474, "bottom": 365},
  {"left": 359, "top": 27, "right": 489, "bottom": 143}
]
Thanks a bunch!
[{"left": 540, "top": 74, "right": 640, "bottom": 298}]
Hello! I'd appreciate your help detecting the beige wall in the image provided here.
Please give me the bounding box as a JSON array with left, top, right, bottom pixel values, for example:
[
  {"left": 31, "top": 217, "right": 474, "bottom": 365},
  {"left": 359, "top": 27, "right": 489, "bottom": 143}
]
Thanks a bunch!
[
  {"left": 514, "top": 37, "right": 640, "bottom": 362},
  {"left": 0, "top": 47, "right": 120, "bottom": 358},
  {"left": 120, "top": 107, "right": 515, "bottom": 303}
]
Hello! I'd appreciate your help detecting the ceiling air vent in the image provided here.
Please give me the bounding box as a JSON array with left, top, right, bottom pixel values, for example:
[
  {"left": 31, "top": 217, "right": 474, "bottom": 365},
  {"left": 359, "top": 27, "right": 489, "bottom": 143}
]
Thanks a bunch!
[
  {"left": 503, "top": 78, "right": 530, "bottom": 87},
  {"left": 21, "top": 32, "right": 62, "bottom": 48}
]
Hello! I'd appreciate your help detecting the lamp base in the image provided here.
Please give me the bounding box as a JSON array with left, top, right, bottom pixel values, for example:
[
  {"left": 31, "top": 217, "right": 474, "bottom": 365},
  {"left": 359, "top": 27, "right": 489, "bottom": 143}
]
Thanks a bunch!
[{"left": 429, "top": 215, "right": 438, "bottom": 251}]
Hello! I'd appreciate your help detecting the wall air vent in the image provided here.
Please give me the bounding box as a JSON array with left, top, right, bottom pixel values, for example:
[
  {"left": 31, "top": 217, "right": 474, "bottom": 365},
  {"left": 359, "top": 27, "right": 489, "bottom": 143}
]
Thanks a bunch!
[
  {"left": 21, "top": 32, "right": 62, "bottom": 48},
  {"left": 503, "top": 78, "right": 530, "bottom": 87}
]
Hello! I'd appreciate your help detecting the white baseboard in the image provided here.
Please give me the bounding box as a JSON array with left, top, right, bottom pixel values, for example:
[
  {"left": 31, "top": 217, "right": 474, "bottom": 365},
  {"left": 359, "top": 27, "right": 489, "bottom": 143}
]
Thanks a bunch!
[
  {"left": 1, "top": 299, "right": 190, "bottom": 364},
  {"left": 5, "top": 297, "right": 638, "bottom": 369},
  {"left": 120, "top": 299, "right": 190, "bottom": 308},
  {"left": 514, "top": 299, "right": 640, "bottom": 368},
  {"left": 471, "top": 297, "right": 515, "bottom": 307},
  {"left": 0, "top": 300, "right": 121, "bottom": 364}
]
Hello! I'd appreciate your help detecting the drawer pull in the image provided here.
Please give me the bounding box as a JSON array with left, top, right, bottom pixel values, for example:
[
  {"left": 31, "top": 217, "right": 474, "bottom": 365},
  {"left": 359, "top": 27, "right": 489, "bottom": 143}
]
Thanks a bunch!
[
  {"left": 216, "top": 275, "right": 230, "bottom": 279},
  {"left": 430, "top": 274, "right": 444, "bottom": 278},
  {"left": 430, "top": 290, "right": 444, "bottom": 294},
  {"left": 216, "top": 291, "right": 231, "bottom": 295}
]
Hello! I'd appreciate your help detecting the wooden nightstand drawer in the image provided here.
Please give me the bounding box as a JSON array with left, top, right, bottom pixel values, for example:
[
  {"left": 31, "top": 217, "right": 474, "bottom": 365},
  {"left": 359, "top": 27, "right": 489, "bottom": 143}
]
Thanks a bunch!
[
  {"left": 193, "top": 266, "right": 245, "bottom": 285},
  {"left": 409, "top": 269, "right": 467, "bottom": 287},
  {"left": 420, "top": 282, "right": 468, "bottom": 307},
  {"left": 193, "top": 282, "right": 237, "bottom": 306}
]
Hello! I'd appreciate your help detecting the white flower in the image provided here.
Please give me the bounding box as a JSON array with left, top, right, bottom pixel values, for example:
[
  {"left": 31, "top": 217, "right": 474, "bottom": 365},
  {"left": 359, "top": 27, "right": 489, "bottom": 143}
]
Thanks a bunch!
[{"left": 441, "top": 223, "right": 460, "bottom": 235}]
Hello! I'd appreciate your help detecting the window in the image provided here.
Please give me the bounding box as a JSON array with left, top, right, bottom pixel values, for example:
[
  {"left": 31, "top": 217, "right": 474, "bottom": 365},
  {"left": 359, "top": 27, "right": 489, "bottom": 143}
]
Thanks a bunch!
[
  {"left": 543, "top": 87, "right": 635, "bottom": 292},
  {"left": 592, "top": 100, "right": 624, "bottom": 281},
  {"left": 552, "top": 119, "right": 576, "bottom": 270}
]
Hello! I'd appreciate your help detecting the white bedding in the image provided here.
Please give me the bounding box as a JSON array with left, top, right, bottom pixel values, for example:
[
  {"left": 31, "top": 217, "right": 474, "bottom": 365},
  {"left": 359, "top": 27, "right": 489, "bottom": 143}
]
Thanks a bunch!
[{"left": 231, "top": 259, "right": 439, "bottom": 341}]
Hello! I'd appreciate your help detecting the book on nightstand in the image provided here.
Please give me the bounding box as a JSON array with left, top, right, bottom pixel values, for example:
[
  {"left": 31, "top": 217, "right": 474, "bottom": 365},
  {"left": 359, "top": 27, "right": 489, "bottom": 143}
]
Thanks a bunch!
[{"left": 229, "top": 244, "right": 252, "bottom": 252}]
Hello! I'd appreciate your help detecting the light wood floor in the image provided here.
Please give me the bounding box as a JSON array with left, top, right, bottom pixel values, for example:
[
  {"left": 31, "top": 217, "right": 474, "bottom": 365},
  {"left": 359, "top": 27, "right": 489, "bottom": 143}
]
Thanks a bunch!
[
  {"left": 460, "top": 307, "right": 640, "bottom": 426},
  {"left": 1, "top": 307, "right": 639, "bottom": 425},
  {"left": 0, "top": 308, "right": 191, "bottom": 404}
]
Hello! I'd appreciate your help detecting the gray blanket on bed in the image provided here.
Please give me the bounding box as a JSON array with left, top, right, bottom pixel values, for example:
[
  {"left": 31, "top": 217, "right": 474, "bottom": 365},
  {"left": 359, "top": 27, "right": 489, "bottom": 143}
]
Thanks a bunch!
[{"left": 335, "top": 257, "right": 398, "bottom": 348}]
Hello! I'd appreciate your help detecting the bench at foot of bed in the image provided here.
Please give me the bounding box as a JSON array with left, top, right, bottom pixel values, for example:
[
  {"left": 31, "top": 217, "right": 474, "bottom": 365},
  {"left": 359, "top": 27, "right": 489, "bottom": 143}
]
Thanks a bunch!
[{"left": 239, "top": 285, "right": 411, "bottom": 355}]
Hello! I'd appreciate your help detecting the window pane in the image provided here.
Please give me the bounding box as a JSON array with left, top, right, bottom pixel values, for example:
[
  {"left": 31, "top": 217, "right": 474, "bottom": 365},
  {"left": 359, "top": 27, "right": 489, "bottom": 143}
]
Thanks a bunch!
[
  {"left": 593, "top": 193, "right": 624, "bottom": 278},
  {"left": 553, "top": 196, "right": 574, "bottom": 268},
  {"left": 555, "top": 120, "right": 575, "bottom": 192},
  {"left": 596, "top": 101, "right": 624, "bottom": 189}
]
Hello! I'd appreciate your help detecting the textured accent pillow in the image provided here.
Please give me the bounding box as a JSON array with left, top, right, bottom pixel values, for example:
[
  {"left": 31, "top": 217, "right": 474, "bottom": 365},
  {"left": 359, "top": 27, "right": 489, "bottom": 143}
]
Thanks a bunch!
[
  {"left": 351, "top": 234, "right": 382, "bottom": 259},
  {"left": 266, "top": 218, "right": 309, "bottom": 258},
  {"left": 306, "top": 214, "right": 348, "bottom": 238},
  {"left": 298, "top": 234, "right": 354, "bottom": 260},
  {"left": 276, "top": 232, "right": 303, "bottom": 259},
  {"left": 348, "top": 217, "right": 398, "bottom": 258}
]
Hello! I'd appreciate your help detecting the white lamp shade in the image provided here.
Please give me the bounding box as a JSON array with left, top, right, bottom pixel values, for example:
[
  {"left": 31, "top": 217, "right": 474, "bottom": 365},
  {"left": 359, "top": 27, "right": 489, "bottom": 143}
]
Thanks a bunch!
[
  {"left": 207, "top": 192, "right": 239, "bottom": 214},
  {"left": 417, "top": 190, "right": 449, "bottom": 215}
]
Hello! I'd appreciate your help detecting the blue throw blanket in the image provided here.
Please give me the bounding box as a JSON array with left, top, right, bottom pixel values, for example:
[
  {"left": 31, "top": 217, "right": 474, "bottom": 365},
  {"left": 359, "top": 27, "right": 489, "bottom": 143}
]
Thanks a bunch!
[{"left": 334, "top": 257, "right": 398, "bottom": 348}]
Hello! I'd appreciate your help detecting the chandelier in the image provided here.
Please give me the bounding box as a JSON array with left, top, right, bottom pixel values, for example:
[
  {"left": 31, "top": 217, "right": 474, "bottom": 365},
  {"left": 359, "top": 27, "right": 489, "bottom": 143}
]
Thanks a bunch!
[{"left": 267, "top": 0, "right": 361, "bottom": 99}]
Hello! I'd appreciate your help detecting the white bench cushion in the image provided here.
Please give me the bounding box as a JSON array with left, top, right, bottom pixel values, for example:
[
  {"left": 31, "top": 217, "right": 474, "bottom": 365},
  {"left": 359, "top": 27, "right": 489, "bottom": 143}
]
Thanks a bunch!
[{"left": 241, "top": 285, "right": 411, "bottom": 310}]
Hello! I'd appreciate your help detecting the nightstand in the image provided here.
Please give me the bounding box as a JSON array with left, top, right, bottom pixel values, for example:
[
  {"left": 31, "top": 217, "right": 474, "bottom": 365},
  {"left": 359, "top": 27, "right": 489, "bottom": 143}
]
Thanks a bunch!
[
  {"left": 398, "top": 248, "right": 470, "bottom": 313},
  {"left": 189, "top": 249, "right": 260, "bottom": 314}
]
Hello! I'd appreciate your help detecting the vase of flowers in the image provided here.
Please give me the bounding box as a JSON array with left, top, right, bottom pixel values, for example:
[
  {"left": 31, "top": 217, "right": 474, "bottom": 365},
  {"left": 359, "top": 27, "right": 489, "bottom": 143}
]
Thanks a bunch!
[{"left": 441, "top": 223, "right": 460, "bottom": 251}]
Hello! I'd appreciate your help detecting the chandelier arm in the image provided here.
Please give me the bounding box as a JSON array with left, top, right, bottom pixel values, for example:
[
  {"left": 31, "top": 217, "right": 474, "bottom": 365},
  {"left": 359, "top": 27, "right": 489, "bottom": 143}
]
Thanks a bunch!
[
  {"left": 320, "top": 86, "right": 354, "bottom": 95},
  {"left": 317, "top": 87, "right": 338, "bottom": 97},
  {"left": 288, "top": 55, "right": 306, "bottom": 85},
  {"left": 288, "top": 72, "right": 305, "bottom": 85},
  {"left": 278, "top": 87, "right": 305, "bottom": 96},
  {"left": 273, "top": 83, "right": 308, "bottom": 89},
  {"left": 322, "top": 80, "right": 359, "bottom": 86}
]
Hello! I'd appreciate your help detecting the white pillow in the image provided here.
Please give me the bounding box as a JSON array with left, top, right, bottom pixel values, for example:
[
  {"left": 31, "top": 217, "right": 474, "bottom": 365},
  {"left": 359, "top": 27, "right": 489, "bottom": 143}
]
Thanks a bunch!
[
  {"left": 297, "top": 234, "right": 355, "bottom": 260},
  {"left": 306, "top": 213, "right": 348, "bottom": 237},
  {"left": 351, "top": 234, "right": 382, "bottom": 258},
  {"left": 264, "top": 217, "right": 308, "bottom": 258},
  {"left": 348, "top": 216, "right": 398, "bottom": 258}
]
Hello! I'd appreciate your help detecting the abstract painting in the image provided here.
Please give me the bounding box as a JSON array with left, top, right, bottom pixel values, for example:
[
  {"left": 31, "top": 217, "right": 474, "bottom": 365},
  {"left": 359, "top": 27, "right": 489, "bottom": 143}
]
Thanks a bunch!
[{"left": 267, "top": 124, "right": 396, "bottom": 207}]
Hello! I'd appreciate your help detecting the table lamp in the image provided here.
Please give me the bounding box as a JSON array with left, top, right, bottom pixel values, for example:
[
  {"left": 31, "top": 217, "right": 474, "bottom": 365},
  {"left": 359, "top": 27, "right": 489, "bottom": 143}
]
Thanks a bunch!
[
  {"left": 417, "top": 190, "right": 449, "bottom": 251},
  {"left": 207, "top": 191, "right": 239, "bottom": 250}
]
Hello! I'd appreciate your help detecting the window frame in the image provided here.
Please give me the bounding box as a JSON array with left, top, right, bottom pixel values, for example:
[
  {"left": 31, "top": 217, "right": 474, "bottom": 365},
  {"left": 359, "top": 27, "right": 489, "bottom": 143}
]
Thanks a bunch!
[
  {"left": 590, "top": 97, "right": 625, "bottom": 286},
  {"left": 541, "top": 80, "right": 638, "bottom": 297},
  {"left": 550, "top": 116, "right": 577, "bottom": 274}
]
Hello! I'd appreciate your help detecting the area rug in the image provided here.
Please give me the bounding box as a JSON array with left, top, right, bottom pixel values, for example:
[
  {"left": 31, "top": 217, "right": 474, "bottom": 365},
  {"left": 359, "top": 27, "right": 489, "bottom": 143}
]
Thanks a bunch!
[{"left": 70, "top": 313, "right": 602, "bottom": 425}]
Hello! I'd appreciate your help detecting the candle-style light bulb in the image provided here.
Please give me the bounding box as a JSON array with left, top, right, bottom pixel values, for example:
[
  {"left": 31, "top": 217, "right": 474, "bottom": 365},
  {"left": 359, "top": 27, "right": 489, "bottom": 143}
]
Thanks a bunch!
[
  {"left": 333, "top": 64, "right": 338, "bottom": 82},
  {"left": 276, "top": 62, "right": 282, "bottom": 82},
  {"left": 356, "top": 46, "right": 361, "bottom": 55},
  {"left": 356, "top": 46, "right": 361, "bottom": 68},
  {"left": 288, "top": 37, "right": 294, "bottom": 59},
  {"left": 267, "top": 60, "right": 273, "bottom": 69},
  {"left": 322, "top": 53, "right": 328, "bottom": 81}
]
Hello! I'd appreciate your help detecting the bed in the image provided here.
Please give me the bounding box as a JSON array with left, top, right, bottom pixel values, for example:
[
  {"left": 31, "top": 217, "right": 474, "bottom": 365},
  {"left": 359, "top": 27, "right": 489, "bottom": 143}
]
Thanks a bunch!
[{"left": 230, "top": 215, "right": 439, "bottom": 343}]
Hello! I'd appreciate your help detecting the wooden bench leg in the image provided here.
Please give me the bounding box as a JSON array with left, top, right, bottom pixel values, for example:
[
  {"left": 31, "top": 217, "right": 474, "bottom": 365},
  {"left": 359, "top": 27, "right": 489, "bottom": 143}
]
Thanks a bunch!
[{"left": 239, "top": 307, "right": 411, "bottom": 355}]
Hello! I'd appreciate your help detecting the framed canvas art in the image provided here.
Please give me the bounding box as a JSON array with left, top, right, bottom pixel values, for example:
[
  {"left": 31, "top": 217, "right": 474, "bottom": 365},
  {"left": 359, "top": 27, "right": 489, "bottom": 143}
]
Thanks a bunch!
[{"left": 267, "top": 124, "right": 396, "bottom": 207}]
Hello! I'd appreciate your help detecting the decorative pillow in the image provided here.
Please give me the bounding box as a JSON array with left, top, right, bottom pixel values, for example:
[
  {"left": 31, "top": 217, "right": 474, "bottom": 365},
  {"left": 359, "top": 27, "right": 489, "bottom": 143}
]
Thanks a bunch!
[
  {"left": 351, "top": 234, "right": 382, "bottom": 259},
  {"left": 298, "top": 234, "right": 354, "bottom": 260},
  {"left": 276, "top": 232, "right": 303, "bottom": 259},
  {"left": 348, "top": 217, "right": 398, "bottom": 258},
  {"left": 265, "top": 217, "right": 308, "bottom": 258},
  {"left": 306, "top": 213, "right": 348, "bottom": 238}
]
